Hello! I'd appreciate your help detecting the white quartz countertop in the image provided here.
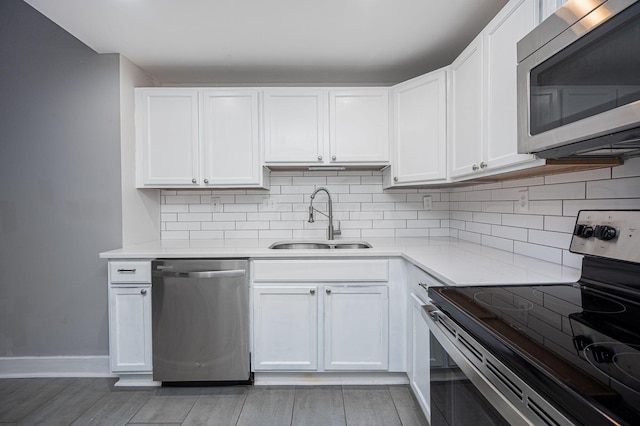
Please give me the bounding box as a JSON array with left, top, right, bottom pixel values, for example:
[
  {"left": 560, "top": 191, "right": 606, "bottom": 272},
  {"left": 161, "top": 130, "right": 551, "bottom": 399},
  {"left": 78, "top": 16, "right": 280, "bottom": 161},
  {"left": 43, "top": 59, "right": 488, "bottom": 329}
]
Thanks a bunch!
[{"left": 100, "top": 237, "right": 581, "bottom": 286}]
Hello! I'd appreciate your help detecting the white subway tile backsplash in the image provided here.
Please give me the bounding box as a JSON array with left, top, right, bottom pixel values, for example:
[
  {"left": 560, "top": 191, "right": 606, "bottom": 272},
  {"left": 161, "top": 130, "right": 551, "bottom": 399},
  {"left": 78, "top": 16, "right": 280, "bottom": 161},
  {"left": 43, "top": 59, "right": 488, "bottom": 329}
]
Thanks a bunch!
[
  {"left": 514, "top": 241, "right": 562, "bottom": 264},
  {"left": 384, "top": 211, "right": 417, "bottom": 220},
  {"left": 396, "top": 228, "right": 430, "bottom": 237},
  {"left": 491, "top": 225, "right": 527, "bottom": 241},
  {"left": 482, "top": 235, "right": 514, "bottom": 252},
  {"left": 611, "top": 157, "right": 640, "bottom": 178},
  {"left": 178, "top": 212, "right": 213, "bottom": 222},
  {"left": 190, "top": 230, "right": 224, "bottom": 239},
  {"left": 501, "top": 214, "right": 543, "bottom": 229},
  {"left": 472, "top": 212, "right": 501, "bottom": 225},
  {"left": 528, "top": 229, "right": 572, "bottom": 250},
  {"left": 544, "top": 168, "right": 611, "bottom": 184},
  {"left": 529, "top": 182, "right": 585, "bottom": 200},
  {"left": 563, "top": 198, "right": 640, "bottom": 216},
  {"left": 466, "top": 221, "right": 491, "bottom": 235},
  {"left": 587, "top": 176, "right": 640, "bottom": 199},
  {"left": 157, "top": 167, "right": 631, "bottom": 269},
  {"left": 407, "top": 219, "right": 441, "bottom": 228},
  {"left": 544, "top": 216, "right": 576, "bottom": 233}
]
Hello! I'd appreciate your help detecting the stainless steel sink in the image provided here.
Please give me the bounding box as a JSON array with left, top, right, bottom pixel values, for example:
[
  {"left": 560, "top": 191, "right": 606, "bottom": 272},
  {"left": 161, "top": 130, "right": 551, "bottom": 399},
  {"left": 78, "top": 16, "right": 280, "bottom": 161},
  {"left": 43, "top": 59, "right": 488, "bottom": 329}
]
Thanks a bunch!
[
  {"left": 333, "top": 242, "right": 372, "bottom": 249},
  {"left": 269, "top": 241, "right": 372, "bottom": 250}
]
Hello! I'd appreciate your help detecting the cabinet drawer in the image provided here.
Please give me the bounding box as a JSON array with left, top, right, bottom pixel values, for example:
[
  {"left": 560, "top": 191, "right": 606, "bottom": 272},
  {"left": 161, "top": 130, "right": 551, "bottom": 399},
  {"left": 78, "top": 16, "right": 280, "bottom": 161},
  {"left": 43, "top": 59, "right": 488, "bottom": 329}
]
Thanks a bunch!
[
  {"left": 109, "top": 261, "right": 151, "bottom": 283},
  {"left": 252, "top": 259, "right": 389, "bottom": 282}
]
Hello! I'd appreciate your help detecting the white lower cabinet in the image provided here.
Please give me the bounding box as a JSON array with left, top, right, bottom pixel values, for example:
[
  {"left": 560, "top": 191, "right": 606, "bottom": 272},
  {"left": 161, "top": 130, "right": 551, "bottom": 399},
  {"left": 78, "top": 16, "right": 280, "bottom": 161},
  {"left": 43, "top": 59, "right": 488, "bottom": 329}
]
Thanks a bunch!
[
  {"left": 108, "top": 285, "right": 152, "bottom": 373},
  {"left": 252, "top": 286, "right": 318, "bottom": 370},
  {"left": 252, "top": 284, "right": 389, "bottom": 372},
  {"left": 324, "top": 285, "right": 389, "bottom": 370},
  {"left": 409, "top": 293, "right": 431, "bottom": 419}
]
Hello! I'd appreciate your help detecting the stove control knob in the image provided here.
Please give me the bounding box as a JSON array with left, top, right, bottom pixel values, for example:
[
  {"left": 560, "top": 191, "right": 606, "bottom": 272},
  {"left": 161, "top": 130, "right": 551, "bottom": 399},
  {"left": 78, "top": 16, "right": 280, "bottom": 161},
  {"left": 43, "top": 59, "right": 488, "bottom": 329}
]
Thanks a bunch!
[
  {"left": 594, "top": 225, "right": 617, "bottom": 241},
  {"left": 589, "top": 345, "right": 614, "bottom": 363},
  {"left": 573, "top": 225, "right": 593, "bottom": 238},
  {"left": 573, "top": 335, "right": 592, "bottom": 351}
]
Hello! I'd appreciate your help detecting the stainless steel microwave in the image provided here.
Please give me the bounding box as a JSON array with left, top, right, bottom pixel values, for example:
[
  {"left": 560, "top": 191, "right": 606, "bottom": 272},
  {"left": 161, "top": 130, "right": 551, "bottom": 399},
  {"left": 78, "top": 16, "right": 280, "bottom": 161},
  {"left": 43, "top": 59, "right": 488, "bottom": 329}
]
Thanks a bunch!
[{"left": 517, "top": 0, "right": 640, "bottom": 159}]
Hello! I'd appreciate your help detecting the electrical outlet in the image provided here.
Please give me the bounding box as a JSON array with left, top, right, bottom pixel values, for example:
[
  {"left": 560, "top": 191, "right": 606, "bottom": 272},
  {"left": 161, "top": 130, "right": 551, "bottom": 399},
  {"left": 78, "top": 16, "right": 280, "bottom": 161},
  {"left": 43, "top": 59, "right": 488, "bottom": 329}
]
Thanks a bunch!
[
  {"left": 423, "top": 196, "right": 432, "bottom": 211},
  {"left": 210, "top": 197, "right": 222, "bottom": 213},
  {"left": 262, "top": 196, "right": 277, "bottom": 211},
  {"left": 517, "top": 190, "right": 529, "bottom": 212}
]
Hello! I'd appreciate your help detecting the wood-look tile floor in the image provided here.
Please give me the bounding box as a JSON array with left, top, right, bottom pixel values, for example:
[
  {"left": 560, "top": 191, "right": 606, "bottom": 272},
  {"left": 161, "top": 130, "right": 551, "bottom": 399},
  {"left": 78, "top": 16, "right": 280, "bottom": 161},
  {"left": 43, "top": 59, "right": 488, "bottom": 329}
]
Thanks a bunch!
[{"left": 0, "top": 378, "right": 429, "bottom": 425}]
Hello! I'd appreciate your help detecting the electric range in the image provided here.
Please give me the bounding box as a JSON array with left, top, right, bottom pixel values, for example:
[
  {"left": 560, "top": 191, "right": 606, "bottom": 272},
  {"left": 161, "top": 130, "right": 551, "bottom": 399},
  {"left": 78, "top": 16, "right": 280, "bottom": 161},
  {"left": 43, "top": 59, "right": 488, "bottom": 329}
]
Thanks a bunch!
[{"left": 428, "top": 210, "right": 640, "bottom": 425}]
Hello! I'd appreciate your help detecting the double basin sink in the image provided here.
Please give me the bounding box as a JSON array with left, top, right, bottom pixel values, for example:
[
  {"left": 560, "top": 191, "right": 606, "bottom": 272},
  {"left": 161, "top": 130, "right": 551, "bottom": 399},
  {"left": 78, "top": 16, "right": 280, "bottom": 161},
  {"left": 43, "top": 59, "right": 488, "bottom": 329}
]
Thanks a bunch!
[{"left": 269, "top": 240, "right": 372, "bottom": 250}]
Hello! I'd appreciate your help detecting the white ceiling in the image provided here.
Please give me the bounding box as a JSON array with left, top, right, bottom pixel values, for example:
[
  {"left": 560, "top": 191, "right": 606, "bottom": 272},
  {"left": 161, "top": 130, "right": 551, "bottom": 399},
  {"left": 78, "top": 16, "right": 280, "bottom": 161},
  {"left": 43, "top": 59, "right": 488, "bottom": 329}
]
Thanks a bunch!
[{"left": 24, "top": 0, "right": 509, "bottom": 85}]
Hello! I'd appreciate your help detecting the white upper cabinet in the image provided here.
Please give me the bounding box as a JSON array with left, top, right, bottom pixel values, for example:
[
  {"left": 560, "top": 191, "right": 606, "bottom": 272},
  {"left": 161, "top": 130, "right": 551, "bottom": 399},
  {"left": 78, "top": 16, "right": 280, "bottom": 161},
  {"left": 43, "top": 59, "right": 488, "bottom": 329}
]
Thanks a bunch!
[
  {"left": 136, "top": 88, "right": 200, "bottom": 186},
  {"left": 263, "top": 88, "right": 389, "bottom": 165},
  {"left": 329, "top": 89, "right": 389, "bottom": 164},
  {"left": 484, "top": 0, "right": 539, "bottom": 171},
  {"left": 388, "top": 68, "right": 447, "bottom": 186},
  {"left": 450, "top": 0, "right": 541, "bottom": 180},
  {"left": 449, "top": 34, "right": 484, "bottom": 179},
  {"left": 263, "top": 89, "right": 327, "bottom": 163},
  {"left": 200, "top": 89, "right": 262, "bottom": 186},
  {"left": 136, "top": 88, "right": 267, "bottom": 189}
]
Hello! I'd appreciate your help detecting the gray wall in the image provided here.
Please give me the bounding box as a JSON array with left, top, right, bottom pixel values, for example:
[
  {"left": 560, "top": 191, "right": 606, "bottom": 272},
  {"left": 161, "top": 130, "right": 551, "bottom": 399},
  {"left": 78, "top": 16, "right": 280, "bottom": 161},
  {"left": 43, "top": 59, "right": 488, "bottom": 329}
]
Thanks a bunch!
[{"left": 0, "top": 0, "right": 121, "bottom": 356}]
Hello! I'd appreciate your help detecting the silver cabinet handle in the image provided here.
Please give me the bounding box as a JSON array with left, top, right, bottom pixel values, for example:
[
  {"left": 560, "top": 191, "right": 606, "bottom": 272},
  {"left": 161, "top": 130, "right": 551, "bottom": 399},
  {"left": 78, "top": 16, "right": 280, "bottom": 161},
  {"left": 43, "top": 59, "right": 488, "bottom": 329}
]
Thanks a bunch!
[
  {"left": 326, "top": 288, "right": 332, "bottom": 295},
  {"left": 318, "top": 155, "right": 323, "bottom": 161},
  {"left": 117, "top": 268, "right": 136, "bottom": 273},
  {"left": 161, "top": 269, "right": 246, "bottom": 279},
  {"left": 394, "top": 176, "right": 398, "bottom": 182},
  {"left": 472, "top": 164, "right": 479, "bottom": 171},
  {"left": 192, "top": 178, "right": 197, "bottom": 183},
  {"left": 332, "top": 155, "right": 336, "bottom": 161},
  {"left": 310, "top": 289, "right": 315, "bottom": 295},
  {"left": 140, "top": 289, "right": 147, "bottom": 295},
  {"left": 204, "top": 179, "right": 209, "bottom": 184},
  {"left": 480, "top": 162, "right": 487, "bottom": 169},
  {"left": 418, "top": 282, "right": 428, "bottom": 290}
]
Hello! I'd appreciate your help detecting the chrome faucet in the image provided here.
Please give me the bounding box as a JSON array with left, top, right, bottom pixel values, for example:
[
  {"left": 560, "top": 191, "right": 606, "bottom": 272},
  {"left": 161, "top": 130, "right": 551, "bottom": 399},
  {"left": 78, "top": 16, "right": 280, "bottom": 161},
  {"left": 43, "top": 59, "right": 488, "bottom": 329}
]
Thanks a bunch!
[{"left": 308, "top": 187, "right": 341, "bottom": 240}]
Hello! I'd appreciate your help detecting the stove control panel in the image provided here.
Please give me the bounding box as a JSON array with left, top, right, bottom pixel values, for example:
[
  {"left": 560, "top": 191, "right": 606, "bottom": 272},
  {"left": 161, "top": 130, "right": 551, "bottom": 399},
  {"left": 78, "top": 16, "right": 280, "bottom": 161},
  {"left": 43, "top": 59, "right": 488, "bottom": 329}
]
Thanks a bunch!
[{"left": 570, "top": 210, "right": 640, "bottom": 262}]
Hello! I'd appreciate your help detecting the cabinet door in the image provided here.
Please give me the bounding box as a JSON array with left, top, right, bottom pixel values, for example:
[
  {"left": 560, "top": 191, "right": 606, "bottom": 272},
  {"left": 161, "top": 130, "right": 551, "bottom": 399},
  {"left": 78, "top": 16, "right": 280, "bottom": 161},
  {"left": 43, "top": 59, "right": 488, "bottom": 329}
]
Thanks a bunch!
[
  {"left": 410, "top": 294, "right": 431, "bottom": 419},
  {"left": 329, "top": 89, "right": 389, "bottom": 163},
  {"left": 136, "top": 89, "right": 199, "bottom": 186},
  {"left": 449, "top": 35, "right": 484, "bottom": 178},
  {"left": 253, "top": 286, "right": 318, "bottom": 371},
  {"left": 391, "top": 69, "right": 447, "bottom": 184},
  {"left": 324, "top": 285, "right": 389, "bottom": 370},
  {"left": 109, "top": 286, "right": 152, "bottom": 372},
  {"left": 484, "top": 0, "right": 537, "bottom": 170},
  {"left": 200, "top": 90, "right": 261, "bottom": 186},
  {"left": 263, "top": 89, "right": 326, "bottom": 163}
]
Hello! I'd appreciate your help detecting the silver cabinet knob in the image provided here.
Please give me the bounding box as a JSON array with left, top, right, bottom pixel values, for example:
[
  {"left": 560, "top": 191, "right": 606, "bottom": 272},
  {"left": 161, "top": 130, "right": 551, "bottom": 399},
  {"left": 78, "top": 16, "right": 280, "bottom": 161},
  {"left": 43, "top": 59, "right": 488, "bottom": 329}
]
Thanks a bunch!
[
  {"left": 480, "top": 162, "right": 487, "bottom": 169},
  {"left": 472, "top": 164, "right": 479, "bottom": 171},
  {"left": 332, "top": 155, "right": 336, "bottom": 161},
  {"left": 204, "top": 179, "right": 209, "bottom": 184},
  {"left": 140, "top": 289, "right": 147, "bottom": 295},
  {"left": 192, "top": 178, "right": 197, "bottom": 183},
  {"left": 326, "top": 288, "right": 332, "bottom": 295},
  {"left": 394, "top": 176, "right": 398, "bottom": 182},
  {"left": 310, "top": 289, "right": 315, "bottom": 295},
  {"left": 318, "top": 155, "right": 323, "bottom": 161}
]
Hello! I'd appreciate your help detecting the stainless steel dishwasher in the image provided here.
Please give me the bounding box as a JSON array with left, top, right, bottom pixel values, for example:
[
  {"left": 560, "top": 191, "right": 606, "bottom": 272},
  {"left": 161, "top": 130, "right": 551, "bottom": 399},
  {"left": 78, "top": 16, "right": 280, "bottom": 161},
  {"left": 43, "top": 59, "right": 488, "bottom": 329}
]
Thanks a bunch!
[{"left": 151, "top": 259, "right": 251, "bottom": 383}]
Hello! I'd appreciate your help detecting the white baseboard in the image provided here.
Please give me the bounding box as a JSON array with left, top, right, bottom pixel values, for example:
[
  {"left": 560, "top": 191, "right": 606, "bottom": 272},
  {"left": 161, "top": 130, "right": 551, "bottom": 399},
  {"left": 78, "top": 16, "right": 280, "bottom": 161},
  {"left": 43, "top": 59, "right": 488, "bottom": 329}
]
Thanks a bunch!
[
  {"left": 0, "top": 356, "right": 113, "bottom": 378},
  {"left": 254, "top": 371, "right": 409, "bottom": 386}
]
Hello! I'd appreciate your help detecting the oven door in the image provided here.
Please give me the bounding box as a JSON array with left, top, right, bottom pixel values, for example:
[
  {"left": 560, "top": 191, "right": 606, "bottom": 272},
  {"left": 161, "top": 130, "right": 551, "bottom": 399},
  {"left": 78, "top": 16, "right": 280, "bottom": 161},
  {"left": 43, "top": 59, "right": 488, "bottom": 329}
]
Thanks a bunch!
[
  {"left": 517, "top": 0, "right": 640, "bottom": 157},
  {"left": 423, "top": 305, "right": 574, "bottom": 426}
]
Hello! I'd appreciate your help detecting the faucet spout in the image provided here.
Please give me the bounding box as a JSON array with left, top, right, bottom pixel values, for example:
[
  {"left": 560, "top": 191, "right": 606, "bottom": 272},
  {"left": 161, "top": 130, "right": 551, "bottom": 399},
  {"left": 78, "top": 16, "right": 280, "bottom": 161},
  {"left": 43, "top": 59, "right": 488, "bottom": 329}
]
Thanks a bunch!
[{"left": 309, "top": 187, "right": 341, "bottom": 240}]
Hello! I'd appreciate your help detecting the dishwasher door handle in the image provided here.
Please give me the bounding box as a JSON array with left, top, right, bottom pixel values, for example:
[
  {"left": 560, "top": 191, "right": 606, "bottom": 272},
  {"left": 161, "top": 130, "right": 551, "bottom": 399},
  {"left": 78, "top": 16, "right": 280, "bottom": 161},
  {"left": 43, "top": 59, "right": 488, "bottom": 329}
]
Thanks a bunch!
[{"left": 161, "top": 269, "right": 246, "bottom": 279}]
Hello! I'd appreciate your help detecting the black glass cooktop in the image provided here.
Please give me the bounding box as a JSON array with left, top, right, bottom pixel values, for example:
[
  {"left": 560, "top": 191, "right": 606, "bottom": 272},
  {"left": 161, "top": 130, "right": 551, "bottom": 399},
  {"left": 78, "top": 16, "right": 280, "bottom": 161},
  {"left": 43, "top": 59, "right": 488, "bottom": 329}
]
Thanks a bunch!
[{"left": 430, "top": 268, "right": 640, "bottom": 425}]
